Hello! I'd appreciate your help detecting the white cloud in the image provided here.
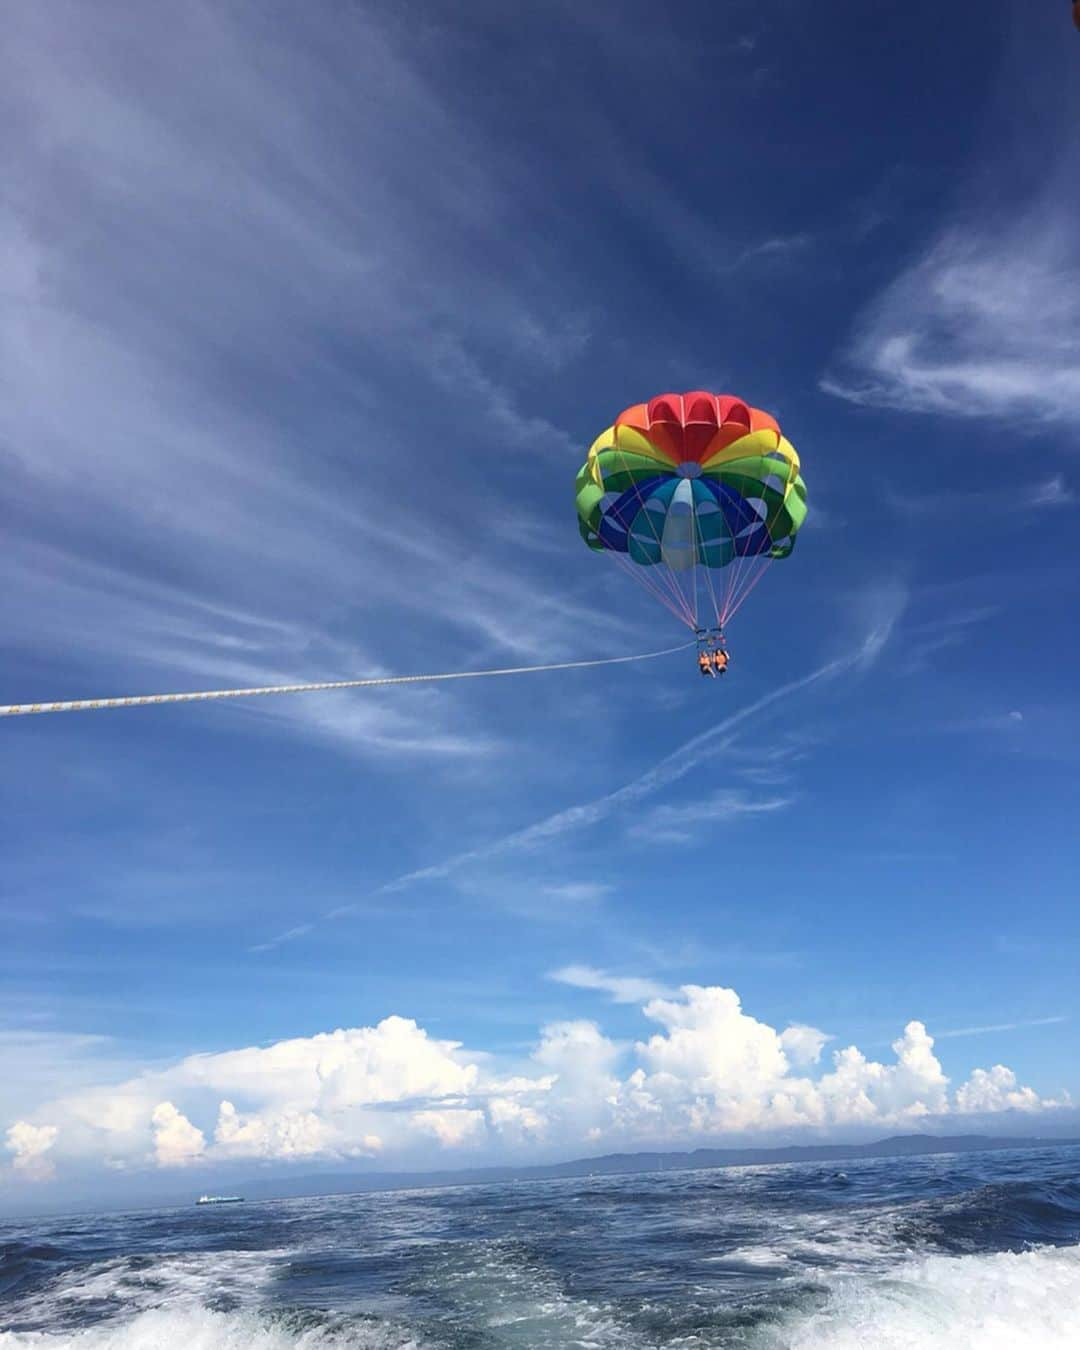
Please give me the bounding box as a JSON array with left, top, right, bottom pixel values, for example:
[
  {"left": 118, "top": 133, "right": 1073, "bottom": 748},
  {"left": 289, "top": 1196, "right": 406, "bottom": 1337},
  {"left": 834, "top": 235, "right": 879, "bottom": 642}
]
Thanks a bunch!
[
  {"left": 1028, "top": 474, "right": 1075, "bottom": 508},
  {"left": 5, "top": 1120, "right": 59, "bottom": 1180},
  {"left": 627, "top": 987, "right": 800, "bottom": 1134},
  {"left": 41, "top": 1015, "right": 480, "bottom": 1170},
  {"left": 9, "top": 990, "right": 1062, "bottom": 1183},
  {"left": 412, "top": 1108, "right": 485, "bottom": 1148},
  {"left": 936, "top": 1015, "right": 1066, "bottom": 1039},
  {"left": 257, "top": 633, "right": 883, "bottom": 952},
  {"left": 725, "top": 233, "right": 812, "bottom": 272},
  {"left": 487, "top": 1096, "right": 546, "bottom": 1143},
  {"left": 636, "top": 790, "right": 792, "bottom": 844},
  {"left": 540, "top": 883, "right": 613, "bottom": 909},
  {"left": 847, "top": 579, "right": 909, "bottom": 674},
  {"left": 0, "top": 1030, "right": 134, "bottom": 1124},
  {"left": 150, "top": 1102, "right": 205, "bottom": 1167},
  {"left": 215, "top": 1101, "right": 344, "bottom": 1160},
  {"left": 2, "top": 0, "right": 635, "bottom": 780},
  {"left": 814, "top": 1022, "right": 950, "bottom": 1126},
  {"left": 955, "top": 1066, "right": 1046, "bottom": 1115},
  {"left": 177, "top": 1016, "right": 478, "bottom": 1113},
  {"left": 823, "top": 223, "right": 1080, "bottom": 425},
  {"left": 780, "top": 1024, "right": 832, "bottom": 1067},
  {"left": 532, "top": 1019, "right": 623, "bottom": 1145},
  {"left": 548, "top": 965, "right": 671, "bottom": 1004}
]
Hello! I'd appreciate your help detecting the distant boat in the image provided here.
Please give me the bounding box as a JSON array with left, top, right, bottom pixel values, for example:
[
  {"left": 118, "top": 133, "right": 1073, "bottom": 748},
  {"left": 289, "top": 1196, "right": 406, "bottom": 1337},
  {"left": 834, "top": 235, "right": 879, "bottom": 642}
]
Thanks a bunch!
[{"left": 196, "top": 1194, "right": 243, "bottom": 1205}]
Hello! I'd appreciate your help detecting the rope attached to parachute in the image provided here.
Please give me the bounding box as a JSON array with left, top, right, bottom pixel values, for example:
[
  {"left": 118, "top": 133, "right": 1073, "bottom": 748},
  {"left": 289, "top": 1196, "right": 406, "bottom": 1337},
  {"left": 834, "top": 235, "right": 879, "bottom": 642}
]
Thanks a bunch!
[{"left": 0, "top": 641, "right": 695, "bottom": 719}]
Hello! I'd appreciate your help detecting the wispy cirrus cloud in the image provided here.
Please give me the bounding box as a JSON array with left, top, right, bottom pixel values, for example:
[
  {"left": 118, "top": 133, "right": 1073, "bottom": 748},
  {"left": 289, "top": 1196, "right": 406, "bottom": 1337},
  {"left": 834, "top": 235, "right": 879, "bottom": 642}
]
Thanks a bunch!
[
  {"left": 252, "top": 627, "right": 893, "bottom": 951},
  {"left": 893, "top": 605, "right": 998, "bottom": 675},
  {"left": 2, "top": 0, "right": 628, "bottom": 766},
  {"left": 881, "top": 475, "right": 1076, "bottom": 522},
  {"left": 251, "top": 607, "right": 906, "bottom": 952},
  {"left": 821, "top": 15, "right": 1080, "bottom": 432},
  {"left": 1028, "top": 474, "right": 1076, "bottom": 508},
  {"left": 935, "top": 1016, "right": 1067, "bottom": 1041},
  {"left": 548, "top": 965, "right": 673, "bottom": 1004},
  {"left": 822, "top": 224, "right": 1080, "bottom": 426},
  {"left": 634, "top": 789, "right": 792, "bottom": 845}
]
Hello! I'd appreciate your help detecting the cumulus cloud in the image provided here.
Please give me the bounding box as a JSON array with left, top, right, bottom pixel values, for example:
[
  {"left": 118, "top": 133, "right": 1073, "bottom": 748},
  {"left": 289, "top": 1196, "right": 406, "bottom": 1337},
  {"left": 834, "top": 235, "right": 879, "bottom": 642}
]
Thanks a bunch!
[
  {"left": 955, "top": 1065, "right": 1048, "bottom": 1114},
  {"left": 214, "top": 1101, "right": 343, "bottom": 1160},
  {"left": 637, "top": 987, "right": 790, "bottom": 1101},
  {"left": 5, "top": 1121, "right": 59, "bottom": 1180},
  {"left": 175, "top": 1015, "right": 477, "bottom": 1114},
  {"left": 43, "top": 1015, "right": 478, "bottom": 1172},
  {"left": 412, "top": 1108, "right": 485, "bottom": 1148},
  {"left": 780, "top": 1024, "right": 833, "bottom": 1067},
  {"left": 486, "top": 1096, "right": 546, "bottom": 1144},
  {"left": 150, "top": 1102, "right": 205, "bottom": 1167},
  {"left": 8, "top": 989, "right": 1063, "bottom": 1183},
  {"left": 816, "top": 1021, "right": 950, "bottom": 1126}
]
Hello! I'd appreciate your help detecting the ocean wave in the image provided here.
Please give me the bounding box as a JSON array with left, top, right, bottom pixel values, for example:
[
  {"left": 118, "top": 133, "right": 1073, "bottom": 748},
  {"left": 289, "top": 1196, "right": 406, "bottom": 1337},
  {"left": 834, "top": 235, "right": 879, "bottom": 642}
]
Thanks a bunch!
[
  {"left": 765, "top": 1243, "right": 1080, "bottom": 1349},
  {"left": 0, "top": 1306, "right": 426, "bottom": 1350},
  {"left": 1, "top": 1249, "right": 284, "bottom": 1333},
  {"left": 896, "top": 1177, "right": 1080, "bottom": 1255},
  {"left": 6, "top": 1152, "right": 1080, "bottom": 1347},
  {"left": 1, "top": 1243, "right": 1079, "bottom": 1347}
]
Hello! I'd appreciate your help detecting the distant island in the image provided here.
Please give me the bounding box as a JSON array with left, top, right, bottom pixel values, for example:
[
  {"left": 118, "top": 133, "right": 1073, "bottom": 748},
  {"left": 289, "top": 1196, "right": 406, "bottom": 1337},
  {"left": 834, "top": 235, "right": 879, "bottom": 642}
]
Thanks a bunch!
[{"left": 231, "top": 1132, "right": 1079, "bottom": 1203}]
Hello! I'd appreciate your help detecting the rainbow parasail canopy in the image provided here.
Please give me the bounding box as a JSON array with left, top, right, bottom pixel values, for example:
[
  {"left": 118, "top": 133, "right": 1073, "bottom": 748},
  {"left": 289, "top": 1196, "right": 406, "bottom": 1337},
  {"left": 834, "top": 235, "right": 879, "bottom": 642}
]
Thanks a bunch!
[{"left": 575, "top": 391, "right": 807, "bottom": 631}]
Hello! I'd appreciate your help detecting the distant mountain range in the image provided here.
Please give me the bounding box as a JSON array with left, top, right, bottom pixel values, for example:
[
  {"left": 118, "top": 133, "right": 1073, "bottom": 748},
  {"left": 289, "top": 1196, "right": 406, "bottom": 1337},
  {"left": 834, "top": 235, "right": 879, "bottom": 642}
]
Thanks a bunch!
[{"left": 234, "top": 1132, "right": 1079, "bottom": 1202}]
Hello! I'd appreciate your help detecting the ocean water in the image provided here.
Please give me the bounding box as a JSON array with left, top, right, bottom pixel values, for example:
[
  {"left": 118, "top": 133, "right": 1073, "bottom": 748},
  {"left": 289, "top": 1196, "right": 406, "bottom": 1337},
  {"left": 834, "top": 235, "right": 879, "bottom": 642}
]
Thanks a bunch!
[{"left": 3, "top": 1146, "right": 1080, "bottom": 1349}]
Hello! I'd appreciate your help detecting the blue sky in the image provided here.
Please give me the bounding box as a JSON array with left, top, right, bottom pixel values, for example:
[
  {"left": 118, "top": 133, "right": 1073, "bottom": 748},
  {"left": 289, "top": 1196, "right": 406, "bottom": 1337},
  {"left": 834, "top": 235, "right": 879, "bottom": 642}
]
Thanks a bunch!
[{"left": 3, "top": 0, "right": 1080, "bottom": 1211}]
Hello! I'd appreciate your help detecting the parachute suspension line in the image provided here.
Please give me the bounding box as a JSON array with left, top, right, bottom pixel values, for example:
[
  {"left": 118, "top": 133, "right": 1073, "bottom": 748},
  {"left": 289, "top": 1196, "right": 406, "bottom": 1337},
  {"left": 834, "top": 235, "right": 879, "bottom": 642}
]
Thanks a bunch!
[
  {"left": 723, "top": 544, "right": 764, "bottom": 625},
  {"left": 721, "top": 499, "right": 760, "bottom": 628},
  {"left": 604, "top": 507, "right": 694, "bottom": 629},
  {"left": 690, "top": 529, "right": 700, "bottom": 628},
  {"left": 609, "top": 435, "right": 696, "bottom": 626},
  {"left": 600, "top": 434, "right": 691, "bottom": 627},
  {"left": 719, "top": 502, "right": 745, "bottom": 627},
  {"left": 610, "top": 550, "right": 695, "bottom": 628},
  {"left": 729, "top": 464, "right": 783, "bottom": 624},
  {"left": 720, "top": 466, "right": 789, "bottom": 625},
  {"left": 0, "top": 641, "right": 696, "bottom": 719},
  {"left": 724, "top": 557, "right": 771, "bottom": 624},
  {"left": 692, "top": 495, "right": 722, "bottom": 633},
  {"left": 607, "top": 550, "right": 678, "bottom": 620},
  {"left": 730, "top": 467, "right": 796, "bottom": 622}
]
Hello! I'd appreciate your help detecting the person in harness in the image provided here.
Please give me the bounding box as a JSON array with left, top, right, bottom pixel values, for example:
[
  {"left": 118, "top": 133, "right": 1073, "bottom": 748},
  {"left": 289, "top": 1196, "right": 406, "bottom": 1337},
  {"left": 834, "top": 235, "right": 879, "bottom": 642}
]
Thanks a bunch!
[{"left": 696, "top": 629, "right": 728, "bottom": 678}]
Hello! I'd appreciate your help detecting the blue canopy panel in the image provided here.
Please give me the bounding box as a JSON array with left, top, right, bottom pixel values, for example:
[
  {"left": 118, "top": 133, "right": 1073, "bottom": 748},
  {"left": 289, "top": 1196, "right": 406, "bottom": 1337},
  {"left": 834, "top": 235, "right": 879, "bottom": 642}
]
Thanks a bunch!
[
  {"left": 598, "top": 474, "right": 775, "bottom": 567},
  {"left": 595, "top": 474, "right": 671, "bottom": 553}
]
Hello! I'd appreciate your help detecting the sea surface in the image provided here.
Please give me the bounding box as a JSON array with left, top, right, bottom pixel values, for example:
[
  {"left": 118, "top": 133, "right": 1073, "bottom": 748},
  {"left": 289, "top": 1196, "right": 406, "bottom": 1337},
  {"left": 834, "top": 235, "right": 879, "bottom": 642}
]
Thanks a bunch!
[{"left": 3, "top": 1145, "right": 1080, "bottom": 1348}]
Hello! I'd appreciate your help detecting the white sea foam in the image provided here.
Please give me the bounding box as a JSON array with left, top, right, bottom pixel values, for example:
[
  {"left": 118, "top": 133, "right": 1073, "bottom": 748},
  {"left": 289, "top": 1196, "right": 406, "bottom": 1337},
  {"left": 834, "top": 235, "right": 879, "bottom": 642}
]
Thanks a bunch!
[
  {"left": 426, "top": 1240, "right": 647, "bottom": 1347},
  {"left": 0, "top": 1306, "right": 425, "bottom": 1350},
  {"left": 715, "top": 1245, "right": 791, "bottom": 1267},
  {"left": 3, "top": 1249, "right": 283, "bottom": 1329},
  {"left": 5, "top": 1237, "right": 1080, "bottom": 1348},
  {"left": 769, "top": 1243, "right": 1080, "bottom": 1350}
]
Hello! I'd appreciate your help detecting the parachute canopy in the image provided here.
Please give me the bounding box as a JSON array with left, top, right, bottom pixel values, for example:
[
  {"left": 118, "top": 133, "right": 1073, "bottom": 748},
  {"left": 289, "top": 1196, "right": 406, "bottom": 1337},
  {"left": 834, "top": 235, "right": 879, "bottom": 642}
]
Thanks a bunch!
[{"left": 575, "top": 391, "right": 807, "bottom": 631}]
